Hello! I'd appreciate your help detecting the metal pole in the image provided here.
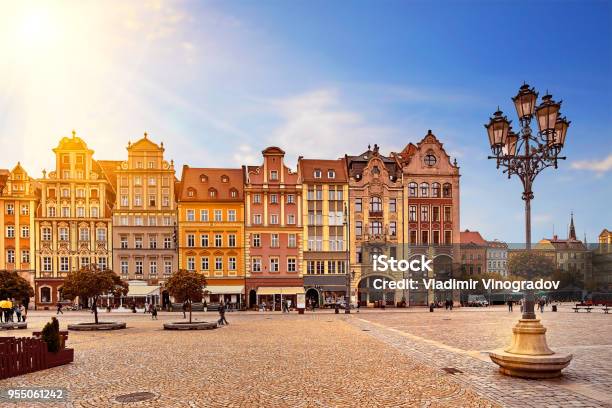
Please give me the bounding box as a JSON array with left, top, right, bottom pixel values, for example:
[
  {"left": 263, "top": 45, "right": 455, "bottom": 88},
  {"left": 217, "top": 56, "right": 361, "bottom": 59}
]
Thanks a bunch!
[{"left": 522, "top": 125, "right": 536, "bottom": 320}]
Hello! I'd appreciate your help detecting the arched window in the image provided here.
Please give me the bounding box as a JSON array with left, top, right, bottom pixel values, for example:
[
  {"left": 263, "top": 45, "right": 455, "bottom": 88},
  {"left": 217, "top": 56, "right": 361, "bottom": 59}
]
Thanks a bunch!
[
  {"left": 221, "top": 175, "right": 229, "bottom": 183},
  {"left": 369, "top": 196, "right": 382, "bottom": 212},
  {"left": 187, "top": 188, "right": 196, "bottom": 198},
  {"left": 442, "top": 183, "right": 452, "bottom": 198},
  {"left": 40, "top": 287, "right": 51, "bottom": 303},
  {"left": 230, "top": 188, "right": 238, "bottom": 198},
  {"left": 209, "top": 188, "right": 217, "bottom": 198},
  {"left": 408, "top": 182, "right": 417, "bottom": 197},
  {"left": 432, "top": 183, "right": 441, "bottom": 198},
  {"left": 200, "top": 174, "right": 208, "bottom": 183},
  {"left": 420, "top": 183, "right": 429, "bottom": 197}
]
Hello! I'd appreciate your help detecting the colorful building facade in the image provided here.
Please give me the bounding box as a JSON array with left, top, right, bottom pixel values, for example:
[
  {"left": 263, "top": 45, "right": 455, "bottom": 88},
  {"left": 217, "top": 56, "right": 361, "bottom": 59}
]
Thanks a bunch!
[
  {"left": 0, "top": 163, "right": 38, "bottom": 290},
  {"left": 111, "top": 134, "right": 178, "bottom": 306},
  {"left": 298, "top": 158, "right": 349, "bottom": 307},
  {"left": 244, "top": 147, "right": 304, "bottom": 309},
  {"left": 177, "top": 166, "right": 245, "bottom": 307},
  {"left": 34, "top": 132, "right": 115, "bottom": 308}
]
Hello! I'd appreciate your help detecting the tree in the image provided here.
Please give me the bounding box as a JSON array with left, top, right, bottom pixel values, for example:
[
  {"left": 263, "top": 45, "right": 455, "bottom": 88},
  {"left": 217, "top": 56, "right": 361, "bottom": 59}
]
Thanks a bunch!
[
  {"left": 41, "top": 317, "right": 61, "bottom": 352},
  {"left": 61, "top": 266, "right": 128, "bottom": 324},
  {"left": 508, "top": 251, "right": 555, "bottom": 279},
  {"left": 165, "top": 269, "right": 207, "bottom": 323},
  {"left": 0, "top": 270, "right": 34, "bottom": 301}
]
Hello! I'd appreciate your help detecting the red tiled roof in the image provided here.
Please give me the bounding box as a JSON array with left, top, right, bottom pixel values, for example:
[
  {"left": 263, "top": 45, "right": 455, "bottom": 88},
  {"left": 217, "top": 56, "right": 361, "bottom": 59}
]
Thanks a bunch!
[
  {"left": 460, "top": 230, "right": 487, "bottom": 245},
  {"left": 299, "top": 158, "right": 347, "bottom": 183},
  {"left": 178, "top": 166, "right": 244, "bottom": 201}
]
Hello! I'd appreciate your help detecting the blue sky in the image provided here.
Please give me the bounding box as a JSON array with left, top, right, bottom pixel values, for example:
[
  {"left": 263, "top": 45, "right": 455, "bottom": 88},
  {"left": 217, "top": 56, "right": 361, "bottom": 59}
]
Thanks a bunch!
[{"left": 1, "top": 0, "right": 610, "bottom": 242}]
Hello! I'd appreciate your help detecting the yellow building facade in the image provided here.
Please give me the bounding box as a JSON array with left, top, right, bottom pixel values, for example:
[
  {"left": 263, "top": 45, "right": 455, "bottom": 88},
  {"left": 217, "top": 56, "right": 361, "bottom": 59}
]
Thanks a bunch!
[
  {"left": 177, "top": 167, "right": 245, "bottom": 307},
  {"left": 0, "top": 163, "right": 38, "bottom": 293}
]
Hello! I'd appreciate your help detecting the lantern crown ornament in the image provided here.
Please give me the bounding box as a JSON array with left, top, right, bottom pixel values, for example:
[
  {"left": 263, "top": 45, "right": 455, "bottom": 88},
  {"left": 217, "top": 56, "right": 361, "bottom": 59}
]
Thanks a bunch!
[
  {"left": 512, "top": 83, "right": 538, "bottom": 120},
  {"left": 485, "top": 109, "right": 511, "bottom": 154}
]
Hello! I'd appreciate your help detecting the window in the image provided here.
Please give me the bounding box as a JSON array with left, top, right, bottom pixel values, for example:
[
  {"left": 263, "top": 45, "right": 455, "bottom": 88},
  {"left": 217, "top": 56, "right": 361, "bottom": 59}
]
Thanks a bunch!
[
  {"left": 148, "top": 161, "right": 155, "bottom": 169},
  {"left": 96, "top": 228, "right": 106, "bottom": 242},
  {"left": 200, "top": 209, "right": 209, "bottom": 221},
  {"left": 61, "top": 188, "right": 70, "bottom": 197},
  {"left": 163, "top": 196, "right": 169, "bottom": 207},
  {"left": 253, "top": 194, "right": 261, "bottom": 204},
  {"left": 76, "top": 188, "right": 85, "bottom": 198},
  {"left": 42, "top": 257, "right": 52, "bottom": 272},
  {"left": 214, "top": 210, "right": 222, "bottom": 221},
  {"left": 187, "top": 209, "right": 195, "bottom": 221},
  {"left": 187, "top": 188, "right": 195, "bottom": 198},
  {"left": 42, "top": 227, "right": 51, "bottom": 241},
  {"left": 421, "top": 230, "right": 429, "bottom": 245},
  {"left": 270, "top": 170, "right": 278, "bottom": 180},
  {"left": 21, "top": 250, "right": 29, "bottom": 264},
  {"left": 443, "top": 183, "right": 452, "bottom": 198},
  {"left": 270, "top": 214, "right": 279, "bottom": 225},
  {"left": 91, "top": 207, "right": 99, "bottom": 218},
  {"left": 79, "top": 228, "right": 89, "bottom": 242},
  {"left": 271, "top": 234, "right": 279, "bottom": 248},
  {"left": 134, "top": 195, "right": 142, "bottom": 206},
  {"left": 60, "top": 257, "right": 70, "bottom": 272},
  {"left": 356, "top": 221, "right": 363, "bottom": 236},
  {"left": 20, "top": 204, "right": 29, "bottom": 215},
  {"left": 252, "top": 234, "right": 261, "bottom": 247},
  {"left": 253, "top": 214, "right": 262, "bottom": 225},
  {"left": 187, "top": 234, "right": 195, "bottom": 247},
  {"left": 328, "top": 261, "right": 336, "bottom": 274},
  {"left": 201, "top": 257, "right": 209, "bottom": 270},
  {"left": 286, "top": 194, "right": 295, "bottom": 204},
  {"left": 444, "top": 206, "right": 452, "bottom": 222},
  {"left": 135, "top": 236, "right": 143, "bottom": 249},
  {"left": 420, "top": 183, "right": 429, "bottom": 197},
  {"left": 120, "top": 260, "right": 129, "bottom": 275},
  {"left": 433, "top": 230, "right": 440, "bottom": 244},
  {"left": 390, "top": 222, "right": 397, "bottom": 236},
  {"left": 433, "top": 206, "right": 440, "bottom": 222},
  {"left": 149, "top": 236, "right": 157, "bottom": 249},
  {"left": 59, "top": 227, "right": 68, "bottom": 241},
  {"left": 215, "top": 257, "right": 223, "bottom": 270},
  {"left": 252, "top": 258, "right": 262, "bottom": 272},
  {"left": 432, "top": 183, "right": 441, "bottom": 198},
  {"left": 164, "top": 237, "right": 172, "bottom": 249},
  {"left": 61, "top": 207, "right": 70, "bottom": 217},
  {"left": 389, "top": 198, "right": 396, "bottom": 213},
  {"left": 6, "top": 204, "right": 14, "bottom": 215},
  {"left": 135, "top": 216, "right": 143, "bottom": 226},
  {"left": 307, "top": 261, "right": 315, "bottom": 274},
  {"left": 48, "top": 206, "right": 56, "bottom": 217},
  {"left": 148, "top": 216, "right": 156, "bottom": 226},
  {"left": 228, "top": 210, "right": 236, "bottom": 222},
  {"left": 228, "top": 257, "right": 236, "bottom": 271},
  {"left": 149, "top": 195, "right": 156, "bottom": 207},
  {"left": 270, "top": 257, "right": 279, "bottom": 272},
  {"left": 288, "top": 234, "right": 297, "bottom": 248},
  {"left": 134, "top": 176, "right": 142, "bottom": 186},
  {"left": 314, "top": 169, "right": 322, "bottom": 178},
  {"left": 408, "top": 182, "right": 418, "bottom": 197},
  {"left": 120, "top": 216, "right": 128, "bottom": 226},
  {"left": 409, "top": 206, "right": 417, "bottom": 222},
  {"left": 369, "top": 221, "right": 383, "bottom": 235},
  {"left": 148, "top": 177, "right": 156, "bottom": 186},
  {"left": 5, "top": 225, "right": 14, "bottom": 238},
  {"left": 370, "top": 196, "right": 382, "bottom": 212},
  {"left": 209, "top": 188, "right": 217, "bottom": 198},
  {"left": 316, "top": 261, "right": 324, "bottom": 274},
  {"left": 230, "top": 189, "right": 238, "bottom": 198},
  {"left": 287, "top": 258, "right": 296, "bottom": 272},
  {"left": 421, "top": 206, "right": 429, "bottom": 222},
  {"left": 270, "top": 194, "right": 278, "bottom": 204},
  {"left": 150, "top": 261, "right": 157, "bottom": 276},
  {"left": 215, "top": 234, "right": 223, "bottom": 247},
  {"left": 228, "top": 234, "right": 236, "bottom": 247},
  {"left": 327, "top": 169, "right": 335, "bottom": 178},
  {"left": 120, "top": 235, "right": 128, "bottom": 248},
  {"left": 6, "top": 249, "right": 15, "bottom": 264},
  {"left": 187, "top": 257, "right": 195, "bottom": 271},
  {"left": 287, "top": 214, "right": 295, "bottom": 225},
  {"left": 424, "top": 154, "right": 437, "bottom": 166},
  {"left": 21, "top": 226, "right": 29, "bottom": 238},
  {"left": 200, "top": 234, "right": 209, "bottom": 247}
]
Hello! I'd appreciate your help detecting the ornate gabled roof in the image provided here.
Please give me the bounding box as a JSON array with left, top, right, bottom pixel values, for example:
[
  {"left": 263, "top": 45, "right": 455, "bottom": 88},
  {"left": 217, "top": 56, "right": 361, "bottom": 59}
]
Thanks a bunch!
[
  {"left": 298, "top": 158, "right": 348, "bottom": 183},
  {"left": 262, "top": 146, "right": 285, "bottom": 155},
  {"left": 128, "top": 132, "right": 164, "bottom": 151},
  {"left": 53, "top": 130, "right": 93, "bottom": 153},
  {"left": 178, "top": 166, "right": 244, "bottom": 201}
]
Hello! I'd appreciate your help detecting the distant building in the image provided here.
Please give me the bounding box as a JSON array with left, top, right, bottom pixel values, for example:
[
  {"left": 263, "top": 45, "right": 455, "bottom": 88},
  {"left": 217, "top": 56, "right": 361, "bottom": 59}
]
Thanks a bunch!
[
  {"left": 460, "top": 230, "right": 487, "bottom": 275},
  {"left": 486, "top": 240, "right": 508, "bottom": 276}
]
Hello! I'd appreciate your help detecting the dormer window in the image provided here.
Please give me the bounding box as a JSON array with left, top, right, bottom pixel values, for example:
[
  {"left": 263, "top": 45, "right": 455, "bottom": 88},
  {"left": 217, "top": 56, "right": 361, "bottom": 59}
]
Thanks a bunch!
[
  {"left": 200, "top": 174, "right": 208, "bottom": 183},
  {"left": 314, "top": 169, "right": 322, "bottom": 179},
  {"left": 187, "top": 188, "right": 195, "bottom": 197},
  {"left": 270, "top": 170, "right": 278, "bottom": 181},
  {"left": 221, "top": 175, "right": 229, "bottom": 183},
  {"left": 209, "top": 188, "right": 217, "bottom": 198},
  {"left": 327, "top": 169, "right": 335, "bottom": 179},
  {"left": 230, "top": 188, "right": 238, "bottom": 198}
]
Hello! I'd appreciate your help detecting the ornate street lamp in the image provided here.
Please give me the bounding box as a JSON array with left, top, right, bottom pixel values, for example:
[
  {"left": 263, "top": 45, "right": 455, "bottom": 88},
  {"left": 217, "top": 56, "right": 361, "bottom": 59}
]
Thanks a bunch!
[
  {"left": 344, "top": 203, "right": 351, "bottom": 314},
  {"left": 487, "top": 84, "right": 572, "bottom": 378}
]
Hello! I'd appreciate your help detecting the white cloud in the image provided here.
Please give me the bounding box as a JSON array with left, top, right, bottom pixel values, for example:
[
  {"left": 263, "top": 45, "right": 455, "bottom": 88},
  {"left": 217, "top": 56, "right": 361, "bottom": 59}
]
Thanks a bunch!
[{"left": 571, "top": 153, "right": 612, "bottom": 174}]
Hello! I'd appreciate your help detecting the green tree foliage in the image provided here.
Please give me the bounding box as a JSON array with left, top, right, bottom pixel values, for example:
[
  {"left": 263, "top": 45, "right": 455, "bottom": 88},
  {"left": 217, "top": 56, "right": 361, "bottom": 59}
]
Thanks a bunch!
[
  {"left": 41, "top": 317, "right": 61, "bottom": 352},
  {"left": 165, "top": 269, "right": 207, "bottom": 323},
  {"left": 0, "top": 270, "right": 34, "bottom": 300},
  {"left": 61, "top": 266, "right": 128, "bottom": 324},
  {"left": 508, "top": 251, "right": 555, "bottom": 279}
]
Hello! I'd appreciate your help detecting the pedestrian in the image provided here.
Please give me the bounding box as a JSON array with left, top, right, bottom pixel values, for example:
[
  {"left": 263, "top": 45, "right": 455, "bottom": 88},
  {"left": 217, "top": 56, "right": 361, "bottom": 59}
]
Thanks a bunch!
[
  {"left": 144, "top": 302, "right": 149, "bottom": 314},
  {"left": 151, "top": 305, "right": 158, "bottom": 320},
  {"left": 218, "top": 302, "right": 229, "bottom": 326},
  {"left": 56, "top": 302, "right": 63, "bottom": 315},
  {"left": 14, "top": 304, "right": 22, "bottom": 322},
  {"left": 19, "top": 304, "right": 26, "bottom": 322},
  {"left": 519, "top": 299, "right": 523, "bottom": 313},
  {"left": 281, "top": 299, "right": 287, "bottom": 313},
  {"left": 182, "top": 301, "right": 188, "bottom": 318},
  {"left": 203, "top": 300, "right": 207, "bottom": 313},
  {"left": 507, "top": 300, "right": 513, "bottom": 312}
]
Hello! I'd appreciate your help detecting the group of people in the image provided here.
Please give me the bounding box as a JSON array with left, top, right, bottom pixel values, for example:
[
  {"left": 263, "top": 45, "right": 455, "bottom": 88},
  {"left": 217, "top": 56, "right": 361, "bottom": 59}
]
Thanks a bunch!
[
  {"left": 507, "top": 298, "right": 551, "bottom": 312},
  {"left": 0, "top": 299, "right": 27, "bottom": 323}
]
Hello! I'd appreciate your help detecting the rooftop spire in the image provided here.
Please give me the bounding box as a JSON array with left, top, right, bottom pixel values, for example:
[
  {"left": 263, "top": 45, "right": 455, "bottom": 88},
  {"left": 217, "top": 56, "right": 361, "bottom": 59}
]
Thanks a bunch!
[{"left": 569, "top": 212, "right": 576, "bottom": 240}]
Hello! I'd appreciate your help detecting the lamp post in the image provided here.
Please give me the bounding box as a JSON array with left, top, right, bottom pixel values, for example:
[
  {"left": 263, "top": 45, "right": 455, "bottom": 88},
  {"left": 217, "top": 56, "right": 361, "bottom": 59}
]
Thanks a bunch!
[
  {"left": 344, "top": 203, "right": 351, "bottom": 314},
  {"left": 487, "top": 84, "right": 572, "bottom": 378}
]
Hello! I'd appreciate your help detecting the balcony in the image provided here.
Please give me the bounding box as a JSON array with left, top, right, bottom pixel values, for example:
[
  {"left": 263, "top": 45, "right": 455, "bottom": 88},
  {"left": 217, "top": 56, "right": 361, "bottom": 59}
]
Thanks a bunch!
[{"left": 369, "top": 211, "right": 383, "bottom": 218}]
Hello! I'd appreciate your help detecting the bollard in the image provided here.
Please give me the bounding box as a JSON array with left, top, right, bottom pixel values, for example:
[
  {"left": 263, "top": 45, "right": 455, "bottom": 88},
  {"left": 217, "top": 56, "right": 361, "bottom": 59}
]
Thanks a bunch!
[
  {"left": 429, "top": 303, "right": 434, "bottom": 312},
  {"left": 552, "top": 305, "right": 557, "bottom": 312}
]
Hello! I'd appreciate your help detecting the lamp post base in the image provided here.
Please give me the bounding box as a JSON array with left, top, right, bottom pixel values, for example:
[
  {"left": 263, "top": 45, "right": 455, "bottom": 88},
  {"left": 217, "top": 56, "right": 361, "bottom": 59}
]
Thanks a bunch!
[{"left": 489, "top": 319, "right": 572, "bottom": 379}]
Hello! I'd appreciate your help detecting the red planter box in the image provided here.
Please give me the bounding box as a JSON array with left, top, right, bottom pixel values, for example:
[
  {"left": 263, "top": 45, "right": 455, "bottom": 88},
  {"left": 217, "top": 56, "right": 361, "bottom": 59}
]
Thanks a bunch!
[{"left": 46, "top": 348, "right": 74, "bottom": 368}]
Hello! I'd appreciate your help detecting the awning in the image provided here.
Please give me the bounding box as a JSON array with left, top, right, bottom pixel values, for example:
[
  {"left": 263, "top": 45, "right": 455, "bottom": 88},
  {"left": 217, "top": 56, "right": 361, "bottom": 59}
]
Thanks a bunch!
[
  {"left": 257, "top": 287, "right": 305, "bottom": 296},
  {"left": 205, "top": 285, "right": 244, "bottom": 295},
  {"left": 126, "top": 284, "right": 160, "bottom": 297}
]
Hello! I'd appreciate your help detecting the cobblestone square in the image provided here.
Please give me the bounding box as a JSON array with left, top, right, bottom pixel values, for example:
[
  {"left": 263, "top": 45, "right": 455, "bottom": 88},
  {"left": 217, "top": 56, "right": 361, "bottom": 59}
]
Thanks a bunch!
[{"left": 0, "top": 305, "right": 610, "bottom": 407}]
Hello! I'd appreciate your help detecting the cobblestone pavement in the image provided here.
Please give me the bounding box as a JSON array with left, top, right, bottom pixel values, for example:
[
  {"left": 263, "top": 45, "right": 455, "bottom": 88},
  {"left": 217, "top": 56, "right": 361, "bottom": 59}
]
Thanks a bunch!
[
  {"left": 349, "top": 304, "right": 612, "bottom": 408},
  {"left": 0, "top": 310, "right": 497, "bottom": 408}
]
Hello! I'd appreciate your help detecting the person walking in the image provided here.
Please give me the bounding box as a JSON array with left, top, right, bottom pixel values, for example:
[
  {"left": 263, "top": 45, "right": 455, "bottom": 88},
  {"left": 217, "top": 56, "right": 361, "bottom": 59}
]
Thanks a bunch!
[
  {"left": 14, "top": 304, "right": 22, "bottom": 322},
  {"left": 19, "top": 304, "right": 26, "bottom": 322},
  {"left": 56, "top": 302, "right": 63, "bottom": 315},
  {"left": 151, "top": 305, "right": 158, "bottom": 320},
  {"left": 218, "top": 302, "right": 229, "bottom": 326},
  {"left": 507, "top": 300, "right": 513, "bottom": 312},
  {"left": 182, "top": 301, "right": 188, "bottom": 319},
  {"left": 144, "top": 301, "right": 149, "bottom": 314}
]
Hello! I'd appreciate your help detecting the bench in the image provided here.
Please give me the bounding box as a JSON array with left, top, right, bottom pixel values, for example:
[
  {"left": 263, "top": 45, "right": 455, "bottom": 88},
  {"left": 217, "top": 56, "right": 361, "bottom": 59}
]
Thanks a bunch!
[{"left": 573, "top": 305, "right": 593, "bottom": 313}]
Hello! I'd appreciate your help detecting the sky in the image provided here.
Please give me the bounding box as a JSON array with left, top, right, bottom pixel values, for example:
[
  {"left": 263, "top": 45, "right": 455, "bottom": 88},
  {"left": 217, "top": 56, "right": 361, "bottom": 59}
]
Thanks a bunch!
[{"left": 0, "top": 0, "right": 610, "bottom": 243}]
